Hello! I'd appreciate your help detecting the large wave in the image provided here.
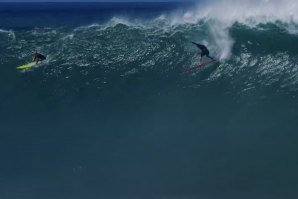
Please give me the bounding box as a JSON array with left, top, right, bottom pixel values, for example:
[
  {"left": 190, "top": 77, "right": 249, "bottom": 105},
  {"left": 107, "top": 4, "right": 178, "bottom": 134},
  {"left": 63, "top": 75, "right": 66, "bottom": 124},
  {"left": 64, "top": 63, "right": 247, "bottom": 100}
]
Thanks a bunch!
[{"left": 1, "top": 0, "right": 298, "bottom": 97}]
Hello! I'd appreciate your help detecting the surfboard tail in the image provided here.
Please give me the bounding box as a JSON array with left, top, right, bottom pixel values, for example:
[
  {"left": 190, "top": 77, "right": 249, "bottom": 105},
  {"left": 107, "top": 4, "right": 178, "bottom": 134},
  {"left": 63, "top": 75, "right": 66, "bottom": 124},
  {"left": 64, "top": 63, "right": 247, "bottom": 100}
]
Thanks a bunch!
[
  {"left": 182, "top": 60, "right": 217, "bottom": 73},
  {"left": 16, "top": 62, "right": 36, "bottom": 70}
]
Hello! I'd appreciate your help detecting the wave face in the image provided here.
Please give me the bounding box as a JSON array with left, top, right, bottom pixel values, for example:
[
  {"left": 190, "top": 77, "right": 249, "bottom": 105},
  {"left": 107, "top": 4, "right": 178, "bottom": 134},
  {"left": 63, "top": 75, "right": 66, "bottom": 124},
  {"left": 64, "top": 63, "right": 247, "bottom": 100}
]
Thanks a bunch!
[{"left": 1, "top": 2, "right": 298, "bottom": 199}]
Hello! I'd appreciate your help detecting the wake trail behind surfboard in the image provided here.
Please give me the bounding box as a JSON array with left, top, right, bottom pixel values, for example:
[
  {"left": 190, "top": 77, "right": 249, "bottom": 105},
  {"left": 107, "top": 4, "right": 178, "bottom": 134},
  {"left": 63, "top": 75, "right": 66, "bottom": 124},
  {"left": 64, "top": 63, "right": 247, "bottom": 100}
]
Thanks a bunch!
[{"left": 181, "top": 60, "right": 217, "bottom": 73}]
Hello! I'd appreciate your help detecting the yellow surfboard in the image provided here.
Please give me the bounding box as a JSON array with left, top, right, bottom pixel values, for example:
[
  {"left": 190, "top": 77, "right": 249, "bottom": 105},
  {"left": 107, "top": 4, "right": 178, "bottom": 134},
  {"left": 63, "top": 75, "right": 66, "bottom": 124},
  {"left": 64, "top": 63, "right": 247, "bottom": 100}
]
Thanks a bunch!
[{"left": 16, "top": 61, "right": 37, "bottom": 70}]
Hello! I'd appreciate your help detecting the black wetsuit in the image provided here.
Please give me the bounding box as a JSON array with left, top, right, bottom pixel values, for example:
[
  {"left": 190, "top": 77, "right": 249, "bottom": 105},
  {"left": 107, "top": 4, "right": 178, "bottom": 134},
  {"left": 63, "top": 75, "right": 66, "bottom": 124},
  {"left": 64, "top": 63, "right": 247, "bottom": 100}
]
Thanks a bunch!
[
  {"left": 33, "top": 53, "right": 46, "bottom": 63},
  {"left": 191, "top": 42, "right": 215, "bottom": 61}
]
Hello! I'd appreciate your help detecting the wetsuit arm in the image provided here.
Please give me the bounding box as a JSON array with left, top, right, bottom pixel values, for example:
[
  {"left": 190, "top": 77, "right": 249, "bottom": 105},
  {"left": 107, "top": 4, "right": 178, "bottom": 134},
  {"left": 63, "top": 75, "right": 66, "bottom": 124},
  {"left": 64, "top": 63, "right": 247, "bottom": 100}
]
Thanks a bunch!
[{"left": 191, "top": 42, "right": 205, "bottom": 50}]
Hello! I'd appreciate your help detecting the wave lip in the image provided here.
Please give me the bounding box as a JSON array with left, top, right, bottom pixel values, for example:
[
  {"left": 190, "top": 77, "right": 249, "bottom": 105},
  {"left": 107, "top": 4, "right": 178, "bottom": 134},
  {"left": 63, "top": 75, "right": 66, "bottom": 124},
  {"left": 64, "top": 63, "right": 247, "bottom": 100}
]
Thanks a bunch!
[{"left": 180, "top": 0, "right": 298, "bottom": 26}]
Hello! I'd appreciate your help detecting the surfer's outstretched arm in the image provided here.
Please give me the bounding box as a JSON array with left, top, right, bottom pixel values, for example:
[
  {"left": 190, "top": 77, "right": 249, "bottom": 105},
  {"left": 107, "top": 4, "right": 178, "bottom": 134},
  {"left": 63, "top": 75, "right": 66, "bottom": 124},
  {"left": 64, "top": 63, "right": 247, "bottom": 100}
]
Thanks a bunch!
[{"left": 191, "top": 41, "right": 203, "bottom": 49}]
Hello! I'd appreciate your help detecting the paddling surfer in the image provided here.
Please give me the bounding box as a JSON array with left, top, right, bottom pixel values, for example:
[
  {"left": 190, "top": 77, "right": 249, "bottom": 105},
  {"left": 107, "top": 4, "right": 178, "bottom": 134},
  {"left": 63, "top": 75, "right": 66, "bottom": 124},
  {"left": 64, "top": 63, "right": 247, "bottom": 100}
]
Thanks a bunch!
[{"left": 191, "top": 42, "right": 215, "bottom": 63}]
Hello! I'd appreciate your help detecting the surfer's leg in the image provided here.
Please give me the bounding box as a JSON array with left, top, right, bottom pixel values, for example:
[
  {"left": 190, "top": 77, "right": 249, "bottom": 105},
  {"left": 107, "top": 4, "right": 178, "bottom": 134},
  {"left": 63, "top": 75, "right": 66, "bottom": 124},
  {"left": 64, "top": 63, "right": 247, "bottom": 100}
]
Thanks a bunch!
[
  {"left": 200, "top": 52, "right": 206, "bottom": 63},
  {"left": 207, "top": 55, "right": 215, "bottom": 61},
  {"left": 200, "top": 52, "right": 205, "bottom": 64},
  {"left": 204, "top": 50, "right": 215, "bottom": 61}
]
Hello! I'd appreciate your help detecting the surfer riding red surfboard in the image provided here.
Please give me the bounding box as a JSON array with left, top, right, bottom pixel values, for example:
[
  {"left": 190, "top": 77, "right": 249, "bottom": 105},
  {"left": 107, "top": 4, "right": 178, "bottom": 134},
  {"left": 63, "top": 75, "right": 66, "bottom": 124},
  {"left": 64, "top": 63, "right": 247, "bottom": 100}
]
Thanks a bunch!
[
  {"left": 191, "top": 42, "right": 216, "bottom": 64},
  {"left": 181, "top": 42, "right": 217, "bottom": 73}
]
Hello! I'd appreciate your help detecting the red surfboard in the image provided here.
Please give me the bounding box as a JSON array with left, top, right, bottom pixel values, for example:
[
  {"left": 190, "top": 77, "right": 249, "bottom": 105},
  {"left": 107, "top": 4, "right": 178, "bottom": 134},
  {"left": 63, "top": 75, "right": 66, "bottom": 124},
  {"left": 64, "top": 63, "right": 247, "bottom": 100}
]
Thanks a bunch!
[{"left": 182, "top": 60, "right": 217, "bottom": 73}]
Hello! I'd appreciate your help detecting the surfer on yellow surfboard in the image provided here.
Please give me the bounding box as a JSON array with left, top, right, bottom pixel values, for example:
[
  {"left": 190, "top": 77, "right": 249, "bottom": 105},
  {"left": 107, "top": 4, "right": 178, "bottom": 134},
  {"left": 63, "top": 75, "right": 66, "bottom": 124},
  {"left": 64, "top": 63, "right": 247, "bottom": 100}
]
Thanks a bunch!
[{"left": 16, "top": 51, "right": 46, "bottom": 70}]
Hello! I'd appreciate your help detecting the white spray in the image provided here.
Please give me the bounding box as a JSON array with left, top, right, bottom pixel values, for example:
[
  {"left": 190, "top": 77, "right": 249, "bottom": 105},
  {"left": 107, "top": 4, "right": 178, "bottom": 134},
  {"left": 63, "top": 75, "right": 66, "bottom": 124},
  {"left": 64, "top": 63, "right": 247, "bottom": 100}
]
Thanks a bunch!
[{"left": 171, "top": 0, "right": 298, "bottom": 60}]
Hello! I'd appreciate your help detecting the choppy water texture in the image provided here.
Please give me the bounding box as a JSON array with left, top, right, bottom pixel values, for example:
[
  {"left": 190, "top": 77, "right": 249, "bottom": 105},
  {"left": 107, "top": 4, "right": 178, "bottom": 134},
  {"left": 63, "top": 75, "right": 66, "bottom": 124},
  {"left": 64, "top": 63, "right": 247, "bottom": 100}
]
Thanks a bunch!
[{"left": 1, "top": 1, "right": 298, "bottom": 199}]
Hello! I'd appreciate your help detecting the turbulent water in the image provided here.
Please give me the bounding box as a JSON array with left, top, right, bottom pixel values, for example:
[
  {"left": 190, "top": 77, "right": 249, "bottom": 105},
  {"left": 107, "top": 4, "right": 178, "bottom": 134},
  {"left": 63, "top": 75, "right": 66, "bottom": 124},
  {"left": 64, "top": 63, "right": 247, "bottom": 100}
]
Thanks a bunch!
[{"left": 1, "top": 1, "right": 298, "bottom": 199}]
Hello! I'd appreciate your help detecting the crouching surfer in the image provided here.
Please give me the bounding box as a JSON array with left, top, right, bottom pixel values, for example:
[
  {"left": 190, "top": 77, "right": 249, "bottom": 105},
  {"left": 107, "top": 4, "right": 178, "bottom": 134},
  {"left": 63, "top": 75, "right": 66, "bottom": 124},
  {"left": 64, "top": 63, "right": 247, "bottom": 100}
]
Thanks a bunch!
[
  {"left": 191, "top": 42, "right": 215, "bottom": 63},
  {"left": 33, "top": 51, "right": 46, "bottom": 64}
]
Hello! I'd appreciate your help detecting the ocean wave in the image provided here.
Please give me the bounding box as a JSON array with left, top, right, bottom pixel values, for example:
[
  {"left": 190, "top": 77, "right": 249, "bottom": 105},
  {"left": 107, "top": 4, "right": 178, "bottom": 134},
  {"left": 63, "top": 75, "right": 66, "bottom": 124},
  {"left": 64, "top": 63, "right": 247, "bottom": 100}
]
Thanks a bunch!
[
  {"left": 1, "top": 10, "right": 298, "bottom": 95},
  {"left": 160, "top": 0, "right": 298, "bottom": 60},
  {"left": 0, "top": 29, "right": 16, "bottom": 41}
]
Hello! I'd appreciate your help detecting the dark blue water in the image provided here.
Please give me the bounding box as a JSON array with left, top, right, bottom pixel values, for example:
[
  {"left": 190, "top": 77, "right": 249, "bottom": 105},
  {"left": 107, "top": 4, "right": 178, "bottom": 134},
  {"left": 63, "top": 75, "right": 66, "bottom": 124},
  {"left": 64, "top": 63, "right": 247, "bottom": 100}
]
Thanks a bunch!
[
  {"left": 0, "top": 2, "right": 193, "bottom": 29},
  {"left": 1, "top": 2, "right": 298, "bottom": 199}
]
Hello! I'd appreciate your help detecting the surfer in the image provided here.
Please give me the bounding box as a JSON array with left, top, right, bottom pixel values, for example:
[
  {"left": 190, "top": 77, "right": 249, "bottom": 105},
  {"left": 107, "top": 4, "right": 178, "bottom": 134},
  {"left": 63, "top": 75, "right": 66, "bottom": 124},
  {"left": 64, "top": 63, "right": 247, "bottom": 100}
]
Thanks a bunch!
[
  {"left": 33, "top": 51, "right": 46, "bottom": 64},
  {"left": 191, "top": 42, "right": 215, "bottom": 63}
]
